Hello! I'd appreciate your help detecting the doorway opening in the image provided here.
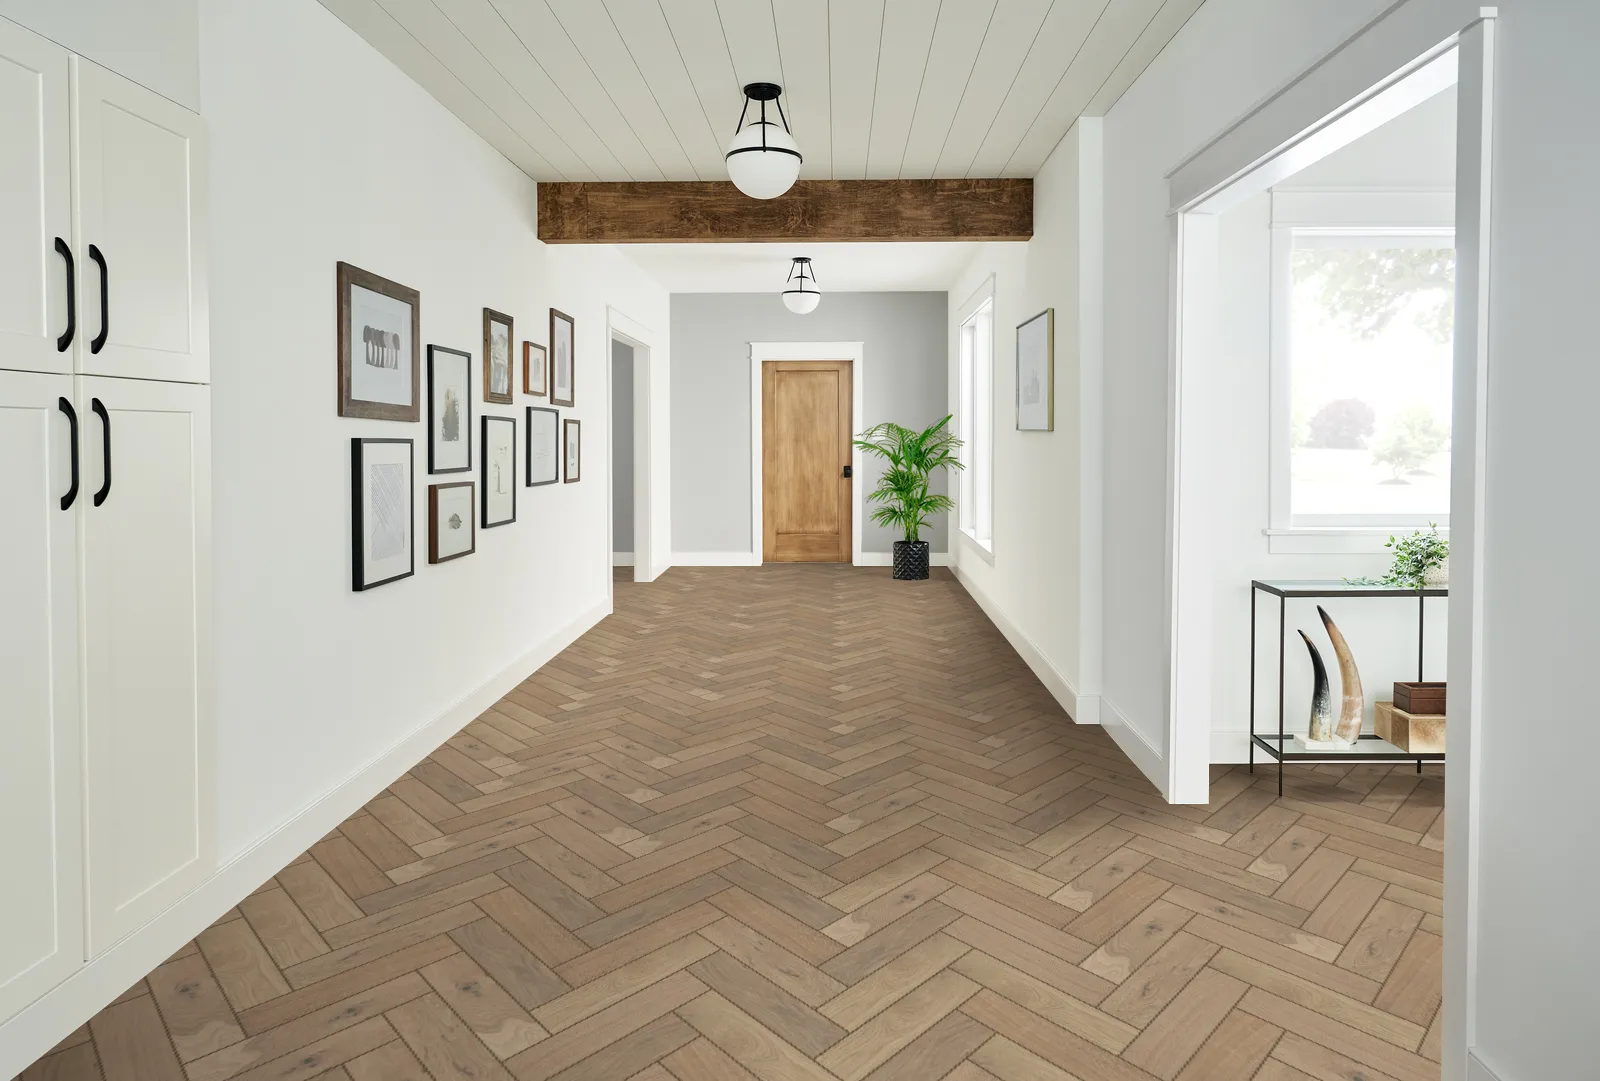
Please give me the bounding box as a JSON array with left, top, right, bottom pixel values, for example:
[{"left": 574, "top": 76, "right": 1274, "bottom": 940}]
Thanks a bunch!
[{"left": 606, "top": 307, "right": 659, "bottom": 588}]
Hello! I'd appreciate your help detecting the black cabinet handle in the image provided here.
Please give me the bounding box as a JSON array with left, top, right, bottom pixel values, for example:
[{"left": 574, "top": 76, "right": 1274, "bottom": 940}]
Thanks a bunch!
[
  {"left": 59, "top": 396, "right": 79, "bottom": 511},
  {"left": 89, "top": 244, "right": 108, "bottom": 354},
  {"left": 55, "top": 237, "right": 75, "bottom": 351},
  {"left": 841, "top": 465, "right": 853, "bottom": 478},
  {"left": 91, "top": 398, "right": 111, "bottom": 507}
]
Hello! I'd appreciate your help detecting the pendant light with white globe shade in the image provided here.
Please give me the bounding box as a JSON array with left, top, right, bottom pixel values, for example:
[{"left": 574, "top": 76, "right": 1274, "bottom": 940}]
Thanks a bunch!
[
  {"left": 782, "top": 257, "right": 820, "bottom": 314},
  {"left": 725, "top": 82, "right": 801, "bottom": 200}
]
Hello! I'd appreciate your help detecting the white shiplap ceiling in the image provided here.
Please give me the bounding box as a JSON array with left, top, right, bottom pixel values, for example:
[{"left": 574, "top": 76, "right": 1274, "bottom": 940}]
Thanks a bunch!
[{"left": 318, "top": 0, "right": 1205, "bottom": 183}]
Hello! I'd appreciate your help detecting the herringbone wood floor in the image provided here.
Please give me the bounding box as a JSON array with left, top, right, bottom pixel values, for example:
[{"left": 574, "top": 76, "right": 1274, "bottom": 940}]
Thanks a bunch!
[{"left": 20, "top": 565, "right": 1444, "bottom": 1081}]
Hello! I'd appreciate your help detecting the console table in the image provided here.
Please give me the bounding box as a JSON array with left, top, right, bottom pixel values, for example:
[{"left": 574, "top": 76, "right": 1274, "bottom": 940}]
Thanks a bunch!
[{"left": 1250, "top": 579, "right": 1446, "bottom": 795}]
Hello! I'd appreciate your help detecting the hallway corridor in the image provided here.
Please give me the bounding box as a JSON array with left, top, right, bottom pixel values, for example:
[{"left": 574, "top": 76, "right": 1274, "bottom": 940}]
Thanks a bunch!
[{"left": 21, "top": 566, "right": 1444, "bottom": 1081}]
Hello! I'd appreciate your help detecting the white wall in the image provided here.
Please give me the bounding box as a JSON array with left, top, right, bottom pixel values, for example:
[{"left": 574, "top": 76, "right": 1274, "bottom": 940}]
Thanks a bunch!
[
  {"left": 1099, "top": 0, "right": 1397, "bottom": 783},
  {"left": 945, "top": 122, "right": 1104, "bottom": 733},
  {"left": 0, "top": 0, "right": 670, "bottom": 1068},
  {"left": 0, "top": 0, "right": 199, "bottom": 109},
  {"left": 1467, "top": 4, "right": 1600, "bottom": 1078},
  {"left": 1278, "top": 85, "right": 1456, "bottom": 191}
]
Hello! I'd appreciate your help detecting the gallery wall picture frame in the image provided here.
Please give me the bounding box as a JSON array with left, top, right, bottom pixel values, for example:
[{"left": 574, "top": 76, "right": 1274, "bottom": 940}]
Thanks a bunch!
[
  {"left": 563, "top": 418, "right": 581, "bottom": 483},
  {"left": 428, "top": 481, "right": 476, "bottom": 564},
  {"left": 481, "top": 414, "right": 517, "bottom": 527},
  {"left": 524, "top": 341, "right": 547, "bottom": 397},
  {"left": 483, "top": 307, "right": 514, "bottom": 405},
  {"left": 427, "top": 344, "right": 473, "bottom": 474},
  {"left": 1015, "top": 307, "right": 1055, "bottom": 431},
  {"left": 337, "top": 261, "right": 421, "bottom": 421},
  {"left": 351, "top": 438, "right": 415, "bottom": 591},
  {"left": 550, "top": 308, "right": 575, "bottom": 407},
  {"left": 527, "top": 406, "right": 559, "bottom": 486}
]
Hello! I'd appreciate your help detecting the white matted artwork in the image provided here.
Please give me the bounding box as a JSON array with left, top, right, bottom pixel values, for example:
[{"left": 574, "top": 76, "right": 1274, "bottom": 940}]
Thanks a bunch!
[
  {"left": 526, "top": 406, "right": 559, "bottom": 486},
  {"left": 337, "top": 262, "right": 420, "bottom": 421},
  {"left": 428, "top": 482, "right": 475, "bottom": 563},
  {"left": 427, "top": 345, "right": 472, "bottom": 474},
  {"left": 550, "top": 308, "right": 575, "bottom": 407},
  {"left": 563, "top": 418, "right": 581, "bottom": 483},
  {"left": 1016, "top": 308, "right": 1054, "bottom": 431},
  {"left": 483, "top": 308, "right": 513, "bottom": 405},
  {"left": 351, "top": 438, "right": 414, "bottom": 590},
  {"left": 481, "top": 415, "right": 516, "bottom": 527}
]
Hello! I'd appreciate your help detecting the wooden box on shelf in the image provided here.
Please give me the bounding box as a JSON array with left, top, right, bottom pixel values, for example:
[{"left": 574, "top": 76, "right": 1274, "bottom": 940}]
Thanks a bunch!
[
  {"left": 1375, "top": 700, "right": 1446, "bottom": 753},
  {"left": 1394, "top": 681, "right": 1446, "bottom": 714}
]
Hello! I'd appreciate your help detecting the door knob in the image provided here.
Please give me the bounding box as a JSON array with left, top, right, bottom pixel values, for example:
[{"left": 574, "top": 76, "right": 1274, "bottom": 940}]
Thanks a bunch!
[{"left": 841, "top": 465, "right": 852, "bottom": 478}]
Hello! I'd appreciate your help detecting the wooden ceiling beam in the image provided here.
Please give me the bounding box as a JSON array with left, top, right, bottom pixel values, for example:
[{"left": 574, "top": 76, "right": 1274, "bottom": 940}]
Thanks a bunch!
[{"left": 536, "top": 179, "right": 1033, "bottom": 243}]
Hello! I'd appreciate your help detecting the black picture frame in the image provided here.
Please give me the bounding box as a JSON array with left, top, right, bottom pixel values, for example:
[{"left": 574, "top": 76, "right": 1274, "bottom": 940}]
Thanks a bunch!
[
  {"left": 526, "top": 406, "right": 559, "bottom": 487},
  {"left": 350, "top": 438, "right": 415, "bottom": 591},
  {"left": 427, "top": 344, "right": 472, "bottom": 474},
  {"left": 481, "top": 414, "right": 517, "bottom": 527},
  {"left": 563, "top": 418, "right": 581, "bottom": 483}
]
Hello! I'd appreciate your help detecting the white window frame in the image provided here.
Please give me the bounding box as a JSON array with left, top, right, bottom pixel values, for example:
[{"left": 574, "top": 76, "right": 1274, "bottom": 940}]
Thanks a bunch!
[
  {"left": 956, "top": 278, "right": 995, "bottom": 561},
  {"left": 1266, "top": 192, "right": 1455, "bottom": 553}
]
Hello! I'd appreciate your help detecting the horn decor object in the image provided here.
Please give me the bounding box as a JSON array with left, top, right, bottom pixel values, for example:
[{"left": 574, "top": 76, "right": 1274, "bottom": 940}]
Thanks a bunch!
[
  {"left": 1298, "top": 630, "right": 1334, "bottom": 743},
  {"left": 1317, "top": 605, "right": 1365, "bottom": 744}
]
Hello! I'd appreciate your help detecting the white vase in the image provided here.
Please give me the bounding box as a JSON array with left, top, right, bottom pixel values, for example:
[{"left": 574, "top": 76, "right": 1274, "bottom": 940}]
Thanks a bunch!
[{"left": 1424, "top": 555, "right": 1450, "bottom": 588}]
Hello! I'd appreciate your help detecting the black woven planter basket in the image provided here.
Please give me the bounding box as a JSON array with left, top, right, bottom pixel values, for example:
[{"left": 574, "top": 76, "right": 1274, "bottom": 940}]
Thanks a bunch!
[{"left": 893, "top": 540, "right": 930, "bottom": 580}]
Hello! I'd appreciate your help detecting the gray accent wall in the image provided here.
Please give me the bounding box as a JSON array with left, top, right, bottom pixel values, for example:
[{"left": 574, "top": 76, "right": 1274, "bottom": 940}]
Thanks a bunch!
[
  {"left": 670, "top": 292, "right": 948, "bottom": 556},
  {"left": 611, "top": 339, "right": 634, "bottom": 554}
]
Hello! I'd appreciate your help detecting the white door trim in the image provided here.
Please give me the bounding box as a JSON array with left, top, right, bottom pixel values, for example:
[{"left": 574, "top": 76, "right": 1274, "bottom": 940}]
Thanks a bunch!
[
  {"left": 749, "top": 341, "right": 865, "bottom": 566},
  {"left": 607, "top": 305, "right": 664, "bottom": 585}
]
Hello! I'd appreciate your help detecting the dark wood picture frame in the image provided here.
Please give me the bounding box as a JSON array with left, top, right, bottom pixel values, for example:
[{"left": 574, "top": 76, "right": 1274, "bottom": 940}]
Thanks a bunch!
[
  {"left": 483, "top": 307, "right": 514, "bottom": 405},
  {"left": 524, "top": 341, "right": 547, "bottom": 397},
  {"left": 549, "top": 308, "right": 575, "bottom": 407},
  {"left": 428, "top": 481, "right": 476, "bottom": 564},
  {"left": 337, "top": 262, "right": 420, "bottom": 421},
  {"left": 426, "top": 344, "right": 472, "bottom": 474},
  {"left": 527, "top": 406, "right": 559, "bottom": 487},
  {"left": 481, "top": 414, "right": 517, "bottom": 527},
  {"left": 563, "top": 418, "right": 581, "bottom": 483},
  {"left": 350, "top": 437, "right": 415, "bottom": 591}
]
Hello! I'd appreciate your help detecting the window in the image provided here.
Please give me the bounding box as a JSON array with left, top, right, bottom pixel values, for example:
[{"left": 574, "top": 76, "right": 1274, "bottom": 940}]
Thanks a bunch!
[
  {"left": 1272, "top": 229, "right": 1455, "bottom": 533},
  {"left": 958, "top": 291, "right": 994, "bottom": 552}
]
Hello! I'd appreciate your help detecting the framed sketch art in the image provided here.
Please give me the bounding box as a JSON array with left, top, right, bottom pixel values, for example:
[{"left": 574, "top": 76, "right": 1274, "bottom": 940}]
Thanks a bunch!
[
  {"left": 428, "top": 482, "right": 475, "bottom": 563},
  {"left": 483, "top": 308, "right": 514, "bottom": 405},
  {"left": 351, "top": 438, "right": 414, "bottom": 591},
  {"left": 563, "top": 418, "right": 581, "bottom": 483},
  {"left": 524, "top": 341, "right": 547, "bottom": 397},
  {"left": 1016, "top": 308, "right": 1054, "bottom": 431},
  {"left": 427, "top": 345, "right": 472, "bottom": 473},
  {"left": 337, "top": 262, "right": 420, "bottom": 421},
  {"left": 527, "top": 406, "right": 559, "bottom": 486},
  {"left": 550, "top": 308, "right": 575, "bottom": 407},
  {"left": 481, "top": 415, "right": 516, "bottom": 527}
]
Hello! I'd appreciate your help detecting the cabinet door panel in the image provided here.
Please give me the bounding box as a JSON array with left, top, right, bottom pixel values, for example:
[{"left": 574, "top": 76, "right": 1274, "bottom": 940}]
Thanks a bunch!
[
  {"left": 0, "top": 370, "right": 83, "bottom": 1016},
  {"left": 72, "top": 57, "right": 207, "bottom": 383},
  {"left": 0, "top": 17, "right": 71, "bottom": 375},
  {"left": 80, "top": 375, "right": 212, "bottom": 951}
]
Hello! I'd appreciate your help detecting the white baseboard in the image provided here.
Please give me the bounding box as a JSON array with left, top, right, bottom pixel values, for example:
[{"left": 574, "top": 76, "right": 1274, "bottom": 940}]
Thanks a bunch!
[
  {"left": 1101, "top": 696, "right": 1168, "bottom": 792},
  {"left": 673, "top": 551, "right": 762, "bottom": 566},
  {"left": 1212, "top": 729, "right": 1252, "bottom": 764},
  {"left": 950, "top": 564, "right": 1090, "bottom": 724},
  {"left": 0, "top": 599, "right": 610, "bottom": 1079},
  {"left": 853, "top": 552, "right": 952, "bottom": 567},
  {"left": 1467, "top": 1050, "right": 1506, "bottom": 1081},
  {"left": 612, "top": 552, "right": 635, "bottom": 567}
]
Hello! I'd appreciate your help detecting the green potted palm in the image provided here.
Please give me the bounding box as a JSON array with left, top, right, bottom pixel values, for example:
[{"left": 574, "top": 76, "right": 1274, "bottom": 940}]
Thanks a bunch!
[{"left": 854, "top": 415, "right": 964, "bottom": 580}]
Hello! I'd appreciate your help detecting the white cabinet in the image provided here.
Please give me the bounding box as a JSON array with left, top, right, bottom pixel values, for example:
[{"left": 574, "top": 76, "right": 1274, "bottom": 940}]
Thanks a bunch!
[
  {"left": 79, "top": 376, "right": 212, "bottom": 949},
  {"left": 0, "top": 11, "right": 212, "bottom": 1017},
  {"left": 0, "top": 18, "right": 70, "bottom": 377},
  {"left": 0, "top": 370, "right": 83, "bottom": 1022},
  {"left": 73, "top": 57, "right": 208, "bottom": 384}
]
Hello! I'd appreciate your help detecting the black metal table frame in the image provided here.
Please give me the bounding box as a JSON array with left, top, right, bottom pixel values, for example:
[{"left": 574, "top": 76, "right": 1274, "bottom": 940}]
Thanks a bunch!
[{"left": 1249, "top": 580, "right": 1446, "bottom": 795}]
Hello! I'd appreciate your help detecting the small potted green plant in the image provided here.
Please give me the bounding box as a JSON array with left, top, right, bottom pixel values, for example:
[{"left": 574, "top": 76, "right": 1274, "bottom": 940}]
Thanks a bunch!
[
  {"left": 854, "top": 415, "right": 964, "bottom": 580},
  {"left": 1346, "top": 523, "right": 1450, "bottom": 589}
]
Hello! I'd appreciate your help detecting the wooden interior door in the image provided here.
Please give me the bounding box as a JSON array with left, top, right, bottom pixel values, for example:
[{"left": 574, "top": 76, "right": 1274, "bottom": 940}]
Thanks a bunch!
[{"left": 762, "top": 360, "right": 851, "bottom": 562}]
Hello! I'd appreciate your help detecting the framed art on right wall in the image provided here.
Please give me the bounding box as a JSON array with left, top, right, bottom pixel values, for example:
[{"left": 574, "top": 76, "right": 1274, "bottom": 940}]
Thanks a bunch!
[
  {"left": 1016, "top": 307, "right": 1054, "bottom": 431},
  {"left": 563, "top": 418, "right": 581, "bottom": 483}
]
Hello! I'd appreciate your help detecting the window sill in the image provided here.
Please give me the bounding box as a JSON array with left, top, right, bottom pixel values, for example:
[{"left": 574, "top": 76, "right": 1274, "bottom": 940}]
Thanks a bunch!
[
  {"left": 959, "top": 528, "right": 995, "bottom": 566},
  {"left": 1264, "top": 526, "right": 1449, "bottom": 555}
]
